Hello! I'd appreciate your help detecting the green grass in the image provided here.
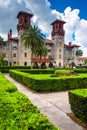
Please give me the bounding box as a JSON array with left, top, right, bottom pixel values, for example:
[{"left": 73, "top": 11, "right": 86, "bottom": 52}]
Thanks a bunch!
[{"left": 30, "top": 73, "right": 87, "bottom": 79}]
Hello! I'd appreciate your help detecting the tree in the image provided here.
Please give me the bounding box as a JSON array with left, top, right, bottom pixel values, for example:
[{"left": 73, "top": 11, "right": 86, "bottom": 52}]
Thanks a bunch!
[
  {"left": 0, "top": 36, "right": 3, "bottom": 44},
  {"left": 84, "top": 59, "right": 87, "bottom": 65},
  {"left": 21, "top": 25, "right": 45, "bottom": 65},
  {"left": 76, "top": 49, "right": 83, "bottom": 56},
  {"left": 35, "top": 44, "right": 48, "bottom": 67}
]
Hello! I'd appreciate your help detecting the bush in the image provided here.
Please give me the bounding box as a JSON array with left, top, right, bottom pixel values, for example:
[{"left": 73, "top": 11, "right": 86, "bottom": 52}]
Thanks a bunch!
[
  {"left": 0, "top": 72, "right": 59, "bottom": 130},
  {"left": 19, "top": 69, "right": 54, "bottom": 74},
  {"left": 52, "top": 69, "right": 74, "bottom": 77},
  {"left": 0, "top": 72, "right": 17, "bottom": 92},
  {"left": 0, "top": 66, "right": 31, "bottom": 73},
  {"left": 0, "top": 91, "right": 59, "bottom": 130},
  {"left": 9, "top": 70, "right": 87, "bottom": 92},
  {"left": 74, "top": 69, "right": 87, "bottom": 73},
  {"left": 69, "top": 89, "right": 87, "bottom": 123}
]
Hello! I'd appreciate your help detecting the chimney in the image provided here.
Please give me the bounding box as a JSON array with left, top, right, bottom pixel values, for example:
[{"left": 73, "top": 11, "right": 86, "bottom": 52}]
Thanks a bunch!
[{"left": 8, "top": 29, "right": 12, "bottom": 41}]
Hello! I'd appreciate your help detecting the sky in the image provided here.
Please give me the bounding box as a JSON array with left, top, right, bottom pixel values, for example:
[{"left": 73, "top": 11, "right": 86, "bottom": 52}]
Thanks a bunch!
[{"left": 0, "top": 0, "right": 87, "bottom": 56}]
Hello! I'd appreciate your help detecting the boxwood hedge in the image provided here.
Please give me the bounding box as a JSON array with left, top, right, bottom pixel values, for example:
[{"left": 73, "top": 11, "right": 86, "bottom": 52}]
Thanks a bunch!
[
  {"left": 9, "top": 70, "right": 87, "bottom": 92},
  {"left": 69, "top": 89, "right": 87, "bottom": 123},
  {"left": 0, "top": 72, "right": 59, "bottom": 130}
]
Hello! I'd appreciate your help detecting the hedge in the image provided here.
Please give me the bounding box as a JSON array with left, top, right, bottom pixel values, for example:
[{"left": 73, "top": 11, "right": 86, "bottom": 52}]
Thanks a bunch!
[
  {"left": 0, "top": 66, "right": 31, "bottom": 73},
  {"left": 0, "top": 72, "right": 59, "bottom": 130},
  {"left": 74, "top": 69, "right": 87, "bottom": 73},
  {"left": 0, "top": 91, "right": 59, "bottom": 130},
  {"left": 19, "top": 69, "right": 54, "bottom": 74},
  {"left": 0, "top": 72, "right": 17, "bottom": 92},
  {"left": 69, "top": 89, "right": 87, "bottom": 123},
  {"left": 9, "top": 70, "right": 87, "bottom": 92}
]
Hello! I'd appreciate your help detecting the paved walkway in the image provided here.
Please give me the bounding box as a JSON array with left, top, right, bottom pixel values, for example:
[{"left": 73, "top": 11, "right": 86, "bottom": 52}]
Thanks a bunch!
[{"left": 4, "top": 74, "right": 85, "bottom": 130}]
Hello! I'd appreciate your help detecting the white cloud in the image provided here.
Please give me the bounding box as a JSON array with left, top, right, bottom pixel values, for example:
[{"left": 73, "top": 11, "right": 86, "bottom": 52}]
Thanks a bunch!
[{"left": 0, "top": 0, "right": 11, "bottom": 8}]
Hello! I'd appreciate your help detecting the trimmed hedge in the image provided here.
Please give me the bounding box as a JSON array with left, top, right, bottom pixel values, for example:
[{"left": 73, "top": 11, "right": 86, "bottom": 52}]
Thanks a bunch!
[
  {"left": 0, "top": 66, "right": 31, "bottom": 73},
  {"left": 19, "top": 69, "right": 54, "bottom": 74},
  {"left": 0, "top": 72, "right": 17, "bottom": 92},
  {"left": 0, "top": 72, "right": 59, "bottom": 130},
  {"left": 9, "top": 70, "right": 87, "bottom": 92},
  {"left": 0, "top": 91, "right": 59, "bottom": 130},
  {"left": 69, "top": 89, "right": 87, "bottom": 123},
  {"left": 74, "top": 69, "right": 87, "bottom": 73}
]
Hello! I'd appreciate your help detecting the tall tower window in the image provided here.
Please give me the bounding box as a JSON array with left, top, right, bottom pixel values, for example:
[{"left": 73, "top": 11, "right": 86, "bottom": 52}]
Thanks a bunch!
[
  {"left": 24, "top": 52, "right": 27, "bottom": 57},
  {"left": 24, "top": 15, "right": 28, "bottom": 24}
]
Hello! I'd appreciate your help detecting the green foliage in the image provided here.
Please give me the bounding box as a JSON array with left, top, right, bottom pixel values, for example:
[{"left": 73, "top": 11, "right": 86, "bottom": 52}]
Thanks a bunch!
[
  {"left": 9, "top": 70, "right": 87, "bottom": 92},
  {"left": 21, "top": 25, "right": 46, "bottom": 61},
  {"left": 0, "top": 72, "right": 59, "bottom": 130},
  {"left": 74, "top": 69, "right": 87, "bottom": 73},
  {"left": 69, "top": 89, "right": 87, "bottom": 123},
  {"left": 0, "top": 91, "right": 59, "bottom": 130},
  {"left": 76, "top": 49, "right": 83, "bottom": 56},
  {"left": 0, "top": 66, "right": 31, "bottom": 73},
  {"left": 54, "top": 69, "right": 74, "bottom": 76},
  {"left": 0, "top": 72, "right": 17, "bottom": 92},
  {"left": 84, "top": 59, "right": 87, "bottom": 65},
  {"left": 19, "top": 69, "right": 54, "bottom": 74}
]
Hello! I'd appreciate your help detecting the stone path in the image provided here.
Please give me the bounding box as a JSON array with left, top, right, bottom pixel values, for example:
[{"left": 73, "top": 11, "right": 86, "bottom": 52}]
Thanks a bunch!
[{"left": 4, "top": 74, "right": 85, "bottom": 130}]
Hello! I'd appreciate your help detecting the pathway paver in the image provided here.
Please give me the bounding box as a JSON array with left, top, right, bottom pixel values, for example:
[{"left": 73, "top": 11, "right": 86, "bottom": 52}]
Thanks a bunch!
[{"left": 4, "top": 74, "right": 85, "bottom": 130}]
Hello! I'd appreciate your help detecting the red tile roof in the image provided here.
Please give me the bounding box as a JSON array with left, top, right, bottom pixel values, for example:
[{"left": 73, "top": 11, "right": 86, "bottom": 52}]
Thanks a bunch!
[
  {"left": 17, "top": 11, "right": 33, "bottom": 18},
  {"left": 51, "top": 19, "right": 66, "bottom": 25},
  {"left": 9, "top": 37, "right": 19, "bottom": 41},
  {"left": 45, "top": 39, "right": 53, "bottom": 44},
  {"left": 64, "top": 44, "right": 80, "bottom": 48},
  {"left": 79, "top": 57, "right": 87, "bottom": 60}
]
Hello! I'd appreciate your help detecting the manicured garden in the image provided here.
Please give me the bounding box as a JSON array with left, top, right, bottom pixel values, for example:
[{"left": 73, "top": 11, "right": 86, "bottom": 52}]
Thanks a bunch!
[
  {"left": 9, "top": 69, "right": 87, "bottom": 92},
  {"left": 0, "top": 72, "right": 59, "bottom": 130},
  {"left": 9, "top": 68, "right": 87, "bottom": 124}
]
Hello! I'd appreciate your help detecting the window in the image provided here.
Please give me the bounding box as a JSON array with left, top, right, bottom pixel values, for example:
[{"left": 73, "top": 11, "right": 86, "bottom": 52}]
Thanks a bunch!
[
  {"left": 13, "top": 53, "right": 16, "bottom": 57},
  {"left": 59, "top": 55, "right": 61, "bottom": 59},
  {"left": 24, "top": 62, "right": 27, "bottom": 66},
  {"left": 59, "top": 63, "right": 61, "bottom": 67},
  {"left": 24, "top": 52, "right": 27, "bottom": 57},
  {"left": 59, "top": 49, "right": 61, "bottom": 53},
  {"left": 2, "top": 53, "right": 6, "bottom": 58}
]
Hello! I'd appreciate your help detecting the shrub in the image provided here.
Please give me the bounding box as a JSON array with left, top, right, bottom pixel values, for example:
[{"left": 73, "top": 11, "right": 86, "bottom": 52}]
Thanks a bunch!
[
  {"left": 0, "top": 72, "right": 17, "bottom": 92},
  {"left": 0, "top": 72, "right": 59, "bottom": 130},
  {"left": 0, "top": 91, "right": 59, "bottom": 130},
  {"left": 69, "top": 89, "right": 87, "bottom": 123},
  {"left": 0, "top": 66, "right": 31, "bottom": 73},
  {"left": 19, "top": 69, "right": 54, "bottom": 74},
  {"left": 9, "top": 70, "right": 87, "bottom": 92}
]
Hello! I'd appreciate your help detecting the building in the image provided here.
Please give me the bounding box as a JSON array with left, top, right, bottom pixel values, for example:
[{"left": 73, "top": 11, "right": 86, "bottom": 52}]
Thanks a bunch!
[{"left": 0, "top": 11, "right": 82, "bottom": 67}]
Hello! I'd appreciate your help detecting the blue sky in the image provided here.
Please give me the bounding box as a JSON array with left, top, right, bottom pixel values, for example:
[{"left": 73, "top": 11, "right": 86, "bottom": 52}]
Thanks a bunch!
[
  {"left": 0, "top": 0, "right": 87, "bottom": 56},
  {"left": 49, "top": 0, "right": 87, "bottom": 19}
]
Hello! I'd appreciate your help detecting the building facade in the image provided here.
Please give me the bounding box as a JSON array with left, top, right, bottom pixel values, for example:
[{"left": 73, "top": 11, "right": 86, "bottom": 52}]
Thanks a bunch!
[{"left": 0, "top": 11, "right": 82, "bottom": 67}]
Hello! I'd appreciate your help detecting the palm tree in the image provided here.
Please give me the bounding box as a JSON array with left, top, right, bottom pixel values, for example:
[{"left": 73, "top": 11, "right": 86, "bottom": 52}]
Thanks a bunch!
[
  {"left": 76, "top": 49, "right": 83, "bottom": 56},
  {"left": 35, "top": 44, "right": 48, "bottom": 66},
  {"left": 21, "top": 25, "right": 45, "bottom": 65}
]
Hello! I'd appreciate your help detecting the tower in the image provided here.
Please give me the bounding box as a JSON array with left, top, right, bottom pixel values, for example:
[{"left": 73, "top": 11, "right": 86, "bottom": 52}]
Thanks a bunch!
[
  {"left": 51, "top": 19, "right": 65, "bottom": 67},
  {"left": 16, "top": 11, "right": 33, "bottom": 66},
  {"left": 17, "top": 11, "right": 33, "bottom": 34}
]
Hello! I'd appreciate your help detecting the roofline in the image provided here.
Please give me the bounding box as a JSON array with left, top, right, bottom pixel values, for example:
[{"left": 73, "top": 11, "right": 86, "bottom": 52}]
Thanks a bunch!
[
  {"left": 17, "top": 11, "right": 33, "bottom": 18},
  {"left": 51, "top": 19, "right": 66, "bottom": 25}
]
